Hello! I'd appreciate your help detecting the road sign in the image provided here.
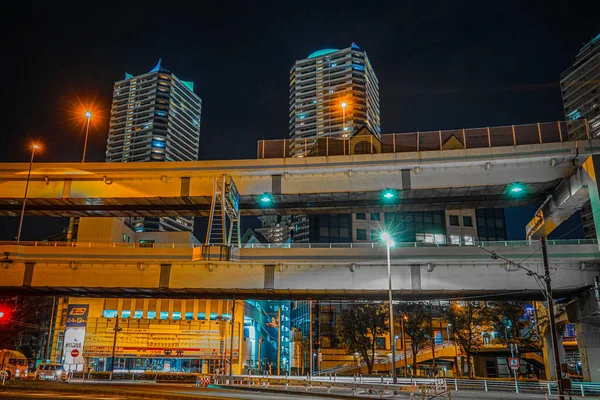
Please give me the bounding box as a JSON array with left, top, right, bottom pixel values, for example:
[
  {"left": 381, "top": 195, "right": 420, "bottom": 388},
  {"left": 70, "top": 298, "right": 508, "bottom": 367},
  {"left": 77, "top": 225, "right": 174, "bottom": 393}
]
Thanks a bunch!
[
  {"left": 508, "top": 357, "right": 520, "bottom": 369},
  {"left": 70, "top": 349, "right": 79, "bottom": 358}
]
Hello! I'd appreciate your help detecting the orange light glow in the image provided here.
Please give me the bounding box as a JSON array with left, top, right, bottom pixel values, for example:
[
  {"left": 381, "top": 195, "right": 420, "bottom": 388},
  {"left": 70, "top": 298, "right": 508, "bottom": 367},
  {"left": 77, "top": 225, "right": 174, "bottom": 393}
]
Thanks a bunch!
[{"left": 65, "top": 93, "right": 107, "bottom": 138}]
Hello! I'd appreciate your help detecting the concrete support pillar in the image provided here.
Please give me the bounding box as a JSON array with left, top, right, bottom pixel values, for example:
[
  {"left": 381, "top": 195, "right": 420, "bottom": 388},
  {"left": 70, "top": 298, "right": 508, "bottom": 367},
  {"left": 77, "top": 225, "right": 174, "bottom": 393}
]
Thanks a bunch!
[
  {"left": 574, "top": 322, "right": 600, "bottom": 381},
  {"left": 567, "top": 287, "right": 600, "bottom": 382},
  {"left": 542, "top": 325, "right": 566, "bottom": 380},
  {"left": 582, "top": 155, "right": 600, "bottom": 245}
]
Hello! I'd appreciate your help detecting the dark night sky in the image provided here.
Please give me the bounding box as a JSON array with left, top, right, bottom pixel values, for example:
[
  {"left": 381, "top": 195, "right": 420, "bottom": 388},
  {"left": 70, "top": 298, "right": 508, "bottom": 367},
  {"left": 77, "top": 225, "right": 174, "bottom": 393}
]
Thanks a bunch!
[{"left": 1, "top": 2, "right": 598, "bottom": 241}]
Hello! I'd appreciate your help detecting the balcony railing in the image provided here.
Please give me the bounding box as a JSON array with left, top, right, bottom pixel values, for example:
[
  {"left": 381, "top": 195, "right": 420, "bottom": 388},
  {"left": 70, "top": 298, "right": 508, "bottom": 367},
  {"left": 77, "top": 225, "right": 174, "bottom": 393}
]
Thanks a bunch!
[{"left": 257, "top": 121, "right": 582, "bottom": 159}]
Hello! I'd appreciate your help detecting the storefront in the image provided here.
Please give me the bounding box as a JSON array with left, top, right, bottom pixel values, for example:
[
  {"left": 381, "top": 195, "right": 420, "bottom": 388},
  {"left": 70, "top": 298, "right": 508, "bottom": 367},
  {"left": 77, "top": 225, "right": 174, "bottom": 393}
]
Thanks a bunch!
[{"left": 52, "top": 298, "right": 243, "bottom": 374}]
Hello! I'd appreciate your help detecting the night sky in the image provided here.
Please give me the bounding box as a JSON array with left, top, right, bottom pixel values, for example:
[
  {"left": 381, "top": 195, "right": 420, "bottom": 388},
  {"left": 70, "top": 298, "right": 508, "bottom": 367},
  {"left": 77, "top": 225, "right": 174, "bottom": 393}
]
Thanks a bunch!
[{"left": 2, "top": 2, "right": 597, "bottom": 241}]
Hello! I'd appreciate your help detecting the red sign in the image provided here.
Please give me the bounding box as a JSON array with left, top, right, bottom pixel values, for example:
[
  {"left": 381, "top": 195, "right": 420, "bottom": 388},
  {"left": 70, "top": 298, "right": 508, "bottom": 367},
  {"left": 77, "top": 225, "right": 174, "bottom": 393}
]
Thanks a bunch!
[
  {"left": 508, "top": 357, "right": 520, "bottom": 369},
  {"left": 71, "top": 349, "right": 80, "bottom": 358}
]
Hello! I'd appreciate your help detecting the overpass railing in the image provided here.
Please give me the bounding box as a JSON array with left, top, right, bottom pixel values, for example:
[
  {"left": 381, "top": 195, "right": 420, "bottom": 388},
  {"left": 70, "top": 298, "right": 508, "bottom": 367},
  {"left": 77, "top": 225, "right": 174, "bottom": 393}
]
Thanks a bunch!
[
  {"left": 0, "top": 239, "right": 596, "bottom": 249},
  {"left": 257, "top": 121, "right": 577, "bottom": 158}
]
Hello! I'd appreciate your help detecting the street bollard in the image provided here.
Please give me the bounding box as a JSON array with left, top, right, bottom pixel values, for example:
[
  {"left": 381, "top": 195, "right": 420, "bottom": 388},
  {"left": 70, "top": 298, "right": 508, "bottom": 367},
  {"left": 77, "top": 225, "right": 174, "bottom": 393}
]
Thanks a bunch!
[
  {"left": 454, "top": 378, "right": 458, "bottom": 391},
  {"left": 360, "top": 374, "right": 363, "bottom": 383},
  {"left": 484, "top": 379, "right": 488, "bottom": 392},
  {"left": 334, "top": 373, "right": 337, "bottom": 382},
  {"left": 354, "top": 374, "right": 357, "bottom": 383}
]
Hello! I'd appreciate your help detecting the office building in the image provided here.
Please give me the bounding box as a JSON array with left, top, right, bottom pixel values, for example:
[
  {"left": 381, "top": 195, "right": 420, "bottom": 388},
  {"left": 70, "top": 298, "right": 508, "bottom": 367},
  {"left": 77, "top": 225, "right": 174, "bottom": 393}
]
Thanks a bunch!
[
  {"left": 289, "top": 43, "right": 380, "bottom": 157},
  {"left": 561, "top": 33, "right": 600, "bottom": 238},
  {"left": 105, "top": 59, "right": 202, "bottom": 232}
]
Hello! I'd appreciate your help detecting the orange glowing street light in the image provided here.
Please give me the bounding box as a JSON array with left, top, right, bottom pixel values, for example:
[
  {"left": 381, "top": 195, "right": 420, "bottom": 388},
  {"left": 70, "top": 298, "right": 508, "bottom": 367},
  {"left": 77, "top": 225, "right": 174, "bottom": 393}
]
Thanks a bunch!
[
  {"left": 16, "top": 143, "right": 41, "bottom": 244},
  {"left": 82, "top": 110, "right": 93, "bottom": 162}
]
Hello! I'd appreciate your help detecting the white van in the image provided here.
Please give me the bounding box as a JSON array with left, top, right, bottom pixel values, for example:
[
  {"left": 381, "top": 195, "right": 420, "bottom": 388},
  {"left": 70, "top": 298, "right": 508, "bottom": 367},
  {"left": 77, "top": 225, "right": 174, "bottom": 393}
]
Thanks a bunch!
[{"left": 0, "top": 350, "right": 28, "bottom": 380}]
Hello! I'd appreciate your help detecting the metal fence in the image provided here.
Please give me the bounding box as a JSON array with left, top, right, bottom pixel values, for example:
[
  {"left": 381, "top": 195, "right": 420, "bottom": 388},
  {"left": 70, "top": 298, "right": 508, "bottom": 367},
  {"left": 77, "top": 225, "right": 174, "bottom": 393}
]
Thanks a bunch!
[
  {"left": 257, "top": 121, "right": 577, "bottom": 158},
  {"left": 1, "top": 239, "right": 596, "bottom": 249},
  {"left": 451, "top": 378, "right": 600, "bottom": 396}
]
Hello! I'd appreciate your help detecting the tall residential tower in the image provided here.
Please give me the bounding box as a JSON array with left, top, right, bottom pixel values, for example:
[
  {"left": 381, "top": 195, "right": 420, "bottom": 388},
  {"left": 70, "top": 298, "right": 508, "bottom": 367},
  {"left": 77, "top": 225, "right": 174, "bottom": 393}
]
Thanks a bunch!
[
  {"left": 105, "top": 60, "right": 202, "bottom": 232},
  {"left": 288, "top": 44, "right": 380, "bottom": 157},
  {"left": 560, "top": 33, "right": 600, "bottom": 140},
  {"left": 561, "top": 33, "right": 599, "bottom": 239}
]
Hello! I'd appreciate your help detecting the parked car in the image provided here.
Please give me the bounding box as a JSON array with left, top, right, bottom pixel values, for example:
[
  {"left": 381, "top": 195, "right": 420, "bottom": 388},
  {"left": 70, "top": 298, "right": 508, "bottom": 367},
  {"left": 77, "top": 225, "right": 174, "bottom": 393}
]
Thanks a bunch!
[{"left": 35, "top": 362, "right": 66, "bottom": 381}]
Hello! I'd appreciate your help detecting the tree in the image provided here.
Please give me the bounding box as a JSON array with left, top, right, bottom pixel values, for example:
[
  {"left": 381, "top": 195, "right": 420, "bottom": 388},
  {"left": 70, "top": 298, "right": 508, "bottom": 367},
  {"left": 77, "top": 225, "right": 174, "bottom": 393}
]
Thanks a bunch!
[
  {"left": 442, "top": 302, "right": 492, "bottom": 378},
  {"left": 488, "top": 301, "right": 540, "bottom": 350},
  {"left": 395, "top": 302, "right": 431, "bottom": 375},
  {"left": 0, "top": 296, "right": 54, "bottom": 362},
  {"left": 336, "top": 303, "right": 388, "bottom": 374}
]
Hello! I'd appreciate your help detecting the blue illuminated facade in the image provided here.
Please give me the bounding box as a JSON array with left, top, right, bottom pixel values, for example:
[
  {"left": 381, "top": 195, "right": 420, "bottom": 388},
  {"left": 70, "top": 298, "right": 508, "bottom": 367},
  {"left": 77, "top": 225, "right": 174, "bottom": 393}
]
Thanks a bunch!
[{"left": 105, "top": 60, "right": 202, "bottom": 232}]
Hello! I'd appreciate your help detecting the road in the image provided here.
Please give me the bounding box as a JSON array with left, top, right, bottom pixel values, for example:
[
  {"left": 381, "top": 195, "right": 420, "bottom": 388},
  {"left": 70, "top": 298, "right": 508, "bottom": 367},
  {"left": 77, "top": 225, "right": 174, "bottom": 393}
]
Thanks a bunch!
[{"left": 0, "top": 382, "right": 552, "bottom": 399}]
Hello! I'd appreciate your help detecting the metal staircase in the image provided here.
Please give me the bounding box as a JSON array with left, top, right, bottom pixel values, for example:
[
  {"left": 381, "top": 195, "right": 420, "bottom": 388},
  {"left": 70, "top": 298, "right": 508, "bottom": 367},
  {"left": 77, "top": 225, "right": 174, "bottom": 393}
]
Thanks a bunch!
[{"left": 206, "top": 175, "right": 241, "bottom": 246}]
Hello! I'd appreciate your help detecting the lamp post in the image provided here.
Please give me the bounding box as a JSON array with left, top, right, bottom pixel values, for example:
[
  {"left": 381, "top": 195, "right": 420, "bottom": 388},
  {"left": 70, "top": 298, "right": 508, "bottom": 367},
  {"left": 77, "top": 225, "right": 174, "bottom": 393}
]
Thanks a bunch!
[
  {"left": 341, "top": 102, "right": 347, "bottom": 136},
  {"left": 109, "top": 317, "right": 122, "bottom": 379},
  {"left": 381, "top": 232, "right": 397, "bottom": 384},
  {"left": 401, "top": 314, "right": 408, "bottom": 377},
  {"left": 82, "top": 110, "right": 92, "bottom": 162},
  {"left": 258, "top": 336, "right": 263, "bottom": 374},
  {"left": 266, "top": 307, "right": 282, "bottom": 375},
  {"left": 16, "top": 144, "right": 40, "bottom": 244}
]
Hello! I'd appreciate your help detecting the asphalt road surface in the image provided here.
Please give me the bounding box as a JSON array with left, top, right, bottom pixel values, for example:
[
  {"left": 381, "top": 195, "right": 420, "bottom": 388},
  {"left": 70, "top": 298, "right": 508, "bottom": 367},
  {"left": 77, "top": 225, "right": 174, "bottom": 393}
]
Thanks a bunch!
[{"left": 0, "top": 382, "right": 552, "bottom": 399}]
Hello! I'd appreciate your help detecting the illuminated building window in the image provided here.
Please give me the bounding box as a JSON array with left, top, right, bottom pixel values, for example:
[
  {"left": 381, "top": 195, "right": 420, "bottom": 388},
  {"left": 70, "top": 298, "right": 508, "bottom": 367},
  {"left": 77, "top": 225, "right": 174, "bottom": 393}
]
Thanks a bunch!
[{"left": 103, "top": 310, "right": 117, "bottom": 318}]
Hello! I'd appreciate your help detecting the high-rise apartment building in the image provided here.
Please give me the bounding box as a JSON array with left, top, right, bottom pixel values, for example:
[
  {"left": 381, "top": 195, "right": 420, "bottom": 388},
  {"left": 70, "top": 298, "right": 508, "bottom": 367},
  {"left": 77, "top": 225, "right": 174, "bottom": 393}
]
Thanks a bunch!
[
  {"left": 560, "top": 33, "right": 600, "bottom": 140},
  {"left": 288, "top": 43, "right": 380, "bottom": 157},
  {"left": 561, "top": 33, "right": 599, "bottom": 239},
  {"left": 105, "top": 60, "right": 202, "bottom": 232}
]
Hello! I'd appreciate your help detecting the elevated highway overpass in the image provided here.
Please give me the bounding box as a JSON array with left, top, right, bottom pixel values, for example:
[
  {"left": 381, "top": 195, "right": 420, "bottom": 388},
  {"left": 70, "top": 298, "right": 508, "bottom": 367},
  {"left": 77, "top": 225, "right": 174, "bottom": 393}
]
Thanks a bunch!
[
  {"left": 0, "top": 138, "right": 598, "bottom": 217},
  {"left": 1, "top": 240, "right": 597, "bottom": 300}
]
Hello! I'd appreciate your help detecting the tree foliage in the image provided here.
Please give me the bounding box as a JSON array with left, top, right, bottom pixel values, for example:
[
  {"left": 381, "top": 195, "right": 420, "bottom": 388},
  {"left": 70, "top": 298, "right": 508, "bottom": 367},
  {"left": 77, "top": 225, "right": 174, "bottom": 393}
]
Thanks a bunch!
[
  {"left": 395, "top": 302, "right": 431, "bottom": 374},
  {"left": 336, "top": 303, "right": 388, "bottom": 374},
  {"left": 442, "top": 302, "right": 492, "bottom": 378},
  {"left": 488, "top": 301, "right": 540, "bottom": 350},
  {"left": 0, "top": 296, "right": 54, "bottom": 361}
]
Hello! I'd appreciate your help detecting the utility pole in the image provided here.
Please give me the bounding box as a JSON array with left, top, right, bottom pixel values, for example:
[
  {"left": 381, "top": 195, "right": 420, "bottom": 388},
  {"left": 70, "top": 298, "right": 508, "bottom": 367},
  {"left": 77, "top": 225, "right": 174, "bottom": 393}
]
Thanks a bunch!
[
  {"left": 45, "top": 297, "right": 56, "bottom": 362},
  {"left": 109, "top": 317, "right": 121, "bottom": 379},
  {"left": 541, "top": 237, "right": 564, "bottom": 400},
  {"left": 277, "top": 307, "right": 281, "bottom": 375},
  {"left": 429, "top": 302, "right": 436, "bottom": 375},
  {"left": 229, "top": 297, "right": 236, "bottom": 376},
  {"left": 257, "top": 336, "right": 263, "bottom": 374},
  {"left": 309, "top": 300, "right": 313, "bottom": 377}
]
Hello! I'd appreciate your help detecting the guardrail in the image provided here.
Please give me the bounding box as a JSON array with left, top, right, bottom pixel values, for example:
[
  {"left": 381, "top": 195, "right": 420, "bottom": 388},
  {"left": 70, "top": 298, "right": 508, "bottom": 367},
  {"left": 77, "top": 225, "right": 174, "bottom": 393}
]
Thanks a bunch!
[
  {"left": 258, "top": 121, "right": 576, "bottom": 159},
  {"left": 1, "top": 239, "right": 596, "bottom": 249},
  {"left": 450, "top": 378, "right": 600, "bottom": 396},
  {"left": 218, "top": 375, "right": 450, "bottom": 398}
]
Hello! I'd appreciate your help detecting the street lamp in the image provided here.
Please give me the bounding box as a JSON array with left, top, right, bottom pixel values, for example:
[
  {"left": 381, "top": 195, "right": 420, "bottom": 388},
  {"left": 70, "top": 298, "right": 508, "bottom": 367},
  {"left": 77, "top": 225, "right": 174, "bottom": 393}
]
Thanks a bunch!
[
  {"left": 82, "top": 110, "right": 92, "bottom": 162},
  {"left": 266, "top": 307, "right": 282, "bottom": 375},
  {"left": 109, "top": 317, "right": 122, "bottom": 379},
  {"left": 380, "top": 232, "right": 397, "bottom": 384},
  {"left": 341, "top": 102, "right": 347, "bottom": 136},
  {"left": 401, "top": 314, "right": 408, "bottom": 377},
  {"left": 16, "top": 144, "right": 40, "bottom": 244}
]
